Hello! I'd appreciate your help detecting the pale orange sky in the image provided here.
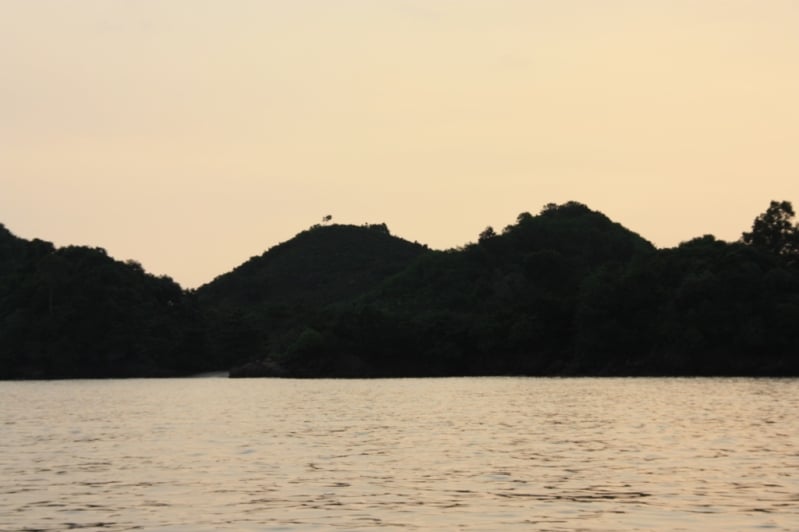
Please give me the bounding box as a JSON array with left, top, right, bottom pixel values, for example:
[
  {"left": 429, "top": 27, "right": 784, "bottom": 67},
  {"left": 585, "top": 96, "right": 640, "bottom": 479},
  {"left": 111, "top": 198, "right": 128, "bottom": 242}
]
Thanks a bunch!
[{"left": 1, "top": 1, "right": 797, "bottom": 288}]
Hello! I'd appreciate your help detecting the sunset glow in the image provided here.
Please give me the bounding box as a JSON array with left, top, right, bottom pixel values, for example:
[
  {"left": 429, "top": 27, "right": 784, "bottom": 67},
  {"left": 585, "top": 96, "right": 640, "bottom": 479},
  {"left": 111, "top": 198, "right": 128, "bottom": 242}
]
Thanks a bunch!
[{"left": 2, "top": 1, "right": 797, "bottom": 287}]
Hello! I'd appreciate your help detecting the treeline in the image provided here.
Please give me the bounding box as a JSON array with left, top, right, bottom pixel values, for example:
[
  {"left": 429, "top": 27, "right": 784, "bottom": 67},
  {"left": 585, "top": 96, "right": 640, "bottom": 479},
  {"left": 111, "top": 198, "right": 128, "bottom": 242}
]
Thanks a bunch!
[
  {"left": 0, "top": 226, "right": 220, "bottom": 378},
  {"left": 221, "top": 202, "right": 799, "bottom": 377},
  {"left": 1, "top": 201, "right": 798, "bottom": 379}
]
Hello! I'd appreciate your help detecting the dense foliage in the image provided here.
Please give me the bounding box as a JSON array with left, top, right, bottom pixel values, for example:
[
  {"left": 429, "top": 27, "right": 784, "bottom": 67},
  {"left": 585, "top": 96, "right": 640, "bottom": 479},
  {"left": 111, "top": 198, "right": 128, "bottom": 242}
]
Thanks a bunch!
[
  {"left": 0, "top": 225, "right": 217, "bottom": 378},
  {"left": 212, "top": 201, "right": 799, "bottom": 378},
  {"left": 2, "top": 200, "right": 799, "bottom": 379},
  {"left": 195, "top": 223, "right": 430, "bottom": 368}
]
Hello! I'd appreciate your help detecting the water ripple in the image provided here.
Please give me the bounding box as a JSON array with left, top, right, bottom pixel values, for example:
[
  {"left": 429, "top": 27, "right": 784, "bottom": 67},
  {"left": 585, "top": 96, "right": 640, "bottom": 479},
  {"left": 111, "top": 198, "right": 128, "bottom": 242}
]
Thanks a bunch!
[{"left": 1, "top": 377, "right": 798, "bottom": 530}]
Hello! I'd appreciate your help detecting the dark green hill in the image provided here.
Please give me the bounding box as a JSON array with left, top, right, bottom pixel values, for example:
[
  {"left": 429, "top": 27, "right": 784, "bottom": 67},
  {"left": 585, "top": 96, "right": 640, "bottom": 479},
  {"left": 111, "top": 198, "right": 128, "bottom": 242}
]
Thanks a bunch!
[
  {"left": 224, "top": 201, "right": 798, "bottom": 378},
  {"left": 198, "top": 223, "right": 430, "bottom": 308},
  {"left": 371, "top": 201, "right": 654, "bottom": 315},
  {"left": 195, "top": 223, "right": 432, "bottom": 368},
  {"left": 0, "top": 226, "right": 216, "bottom": 378},
  {"left": 226, "top": 203, "right": 659, "bottom": 377}
]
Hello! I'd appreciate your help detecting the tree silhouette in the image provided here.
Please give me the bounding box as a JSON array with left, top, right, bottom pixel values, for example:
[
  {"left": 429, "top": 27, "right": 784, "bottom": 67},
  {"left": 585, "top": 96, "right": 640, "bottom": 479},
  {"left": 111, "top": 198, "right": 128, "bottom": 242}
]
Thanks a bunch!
[
  {"left": 742, "top": 200, "right": 799, "bottom": 260},
  {"left": 478, "top": 226, "right": 497, "bottom": 243}
]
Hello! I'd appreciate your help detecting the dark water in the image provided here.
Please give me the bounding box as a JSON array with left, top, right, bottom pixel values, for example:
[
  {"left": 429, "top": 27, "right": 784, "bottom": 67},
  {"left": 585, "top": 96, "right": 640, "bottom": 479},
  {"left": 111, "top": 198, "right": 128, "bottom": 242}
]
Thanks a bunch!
[{"left": 1, "top": 377, "right": 797, "bottom": 531}]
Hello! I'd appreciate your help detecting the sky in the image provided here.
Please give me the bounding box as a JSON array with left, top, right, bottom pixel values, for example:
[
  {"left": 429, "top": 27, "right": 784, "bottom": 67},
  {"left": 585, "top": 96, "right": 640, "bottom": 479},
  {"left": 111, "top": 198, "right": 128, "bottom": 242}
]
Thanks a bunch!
[{"left": 1, "top": 1, "right": 798, "bottom": 288}]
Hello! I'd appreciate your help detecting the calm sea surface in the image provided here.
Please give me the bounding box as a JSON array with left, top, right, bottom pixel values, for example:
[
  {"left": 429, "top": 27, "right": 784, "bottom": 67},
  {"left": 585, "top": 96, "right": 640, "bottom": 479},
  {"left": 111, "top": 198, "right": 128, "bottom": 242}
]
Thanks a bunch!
[{"left": 1, "top": 377, "right": 798, "bottom": 531}]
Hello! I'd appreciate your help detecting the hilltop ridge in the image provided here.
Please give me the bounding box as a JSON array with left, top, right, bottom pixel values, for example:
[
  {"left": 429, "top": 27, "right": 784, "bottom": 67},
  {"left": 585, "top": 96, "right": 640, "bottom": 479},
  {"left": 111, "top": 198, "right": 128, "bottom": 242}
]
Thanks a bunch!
[
  {"left": 2, "top": 200, "right": 798, "bottom": 379},
  {"left": 198, "top": 222, "right": 429, "bottom": 308}
]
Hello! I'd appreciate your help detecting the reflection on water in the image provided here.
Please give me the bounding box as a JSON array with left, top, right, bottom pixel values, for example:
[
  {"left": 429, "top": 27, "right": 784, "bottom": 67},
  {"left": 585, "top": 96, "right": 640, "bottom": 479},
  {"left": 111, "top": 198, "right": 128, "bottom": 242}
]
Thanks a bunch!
[{"left": 1, "top": 378, "right": 798, "bottom": 531}]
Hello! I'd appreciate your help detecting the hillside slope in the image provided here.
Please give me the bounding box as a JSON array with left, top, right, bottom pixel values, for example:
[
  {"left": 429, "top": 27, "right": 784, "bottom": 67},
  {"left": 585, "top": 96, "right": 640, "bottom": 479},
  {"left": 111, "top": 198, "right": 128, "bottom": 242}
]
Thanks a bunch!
[
  {"left": 198, "top": 223, "right": 430, "bottom": 308},
  {"left": 225, "top": 202, "right": 799, "bottom": 378},
  {"left": 195, "top": 223, "right": 432, "bottom": 367},
  {"left": 0, "top": 225, "right": 216, "bottom": 378},
  {"left": 225, "top": 203, "right": 660, "bottom": 377}
]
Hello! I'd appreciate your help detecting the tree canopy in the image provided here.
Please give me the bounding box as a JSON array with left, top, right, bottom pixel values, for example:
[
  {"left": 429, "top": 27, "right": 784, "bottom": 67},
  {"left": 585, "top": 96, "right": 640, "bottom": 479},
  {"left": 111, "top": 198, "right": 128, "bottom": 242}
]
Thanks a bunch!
[
  {"left": 741, "top": 200, "right": 799, "bottom": 261},
  {"left": 2, "top": 200, "right": 799, "bottom": 379}
]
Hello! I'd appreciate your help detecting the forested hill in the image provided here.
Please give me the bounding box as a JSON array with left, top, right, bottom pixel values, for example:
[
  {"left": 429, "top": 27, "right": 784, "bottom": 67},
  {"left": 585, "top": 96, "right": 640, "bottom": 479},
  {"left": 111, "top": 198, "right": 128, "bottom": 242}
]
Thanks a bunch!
[
  {"left": 0, "top": 224, "right": 220, "bottom": 378},
  {"left": 2, "top": 201, "right": 799, "bottom": 379},
  {"left": 222, "top": 202, "right": 799, "bottom": 378},
  {"left": 197, "top": 223, "right": 429, "bottom": 309},
  {"left": 222, "top": 203, "right": 653, "bottom": 377},
  {"left": 193, "top": 223, "right": 432, "bottom": 367}
]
